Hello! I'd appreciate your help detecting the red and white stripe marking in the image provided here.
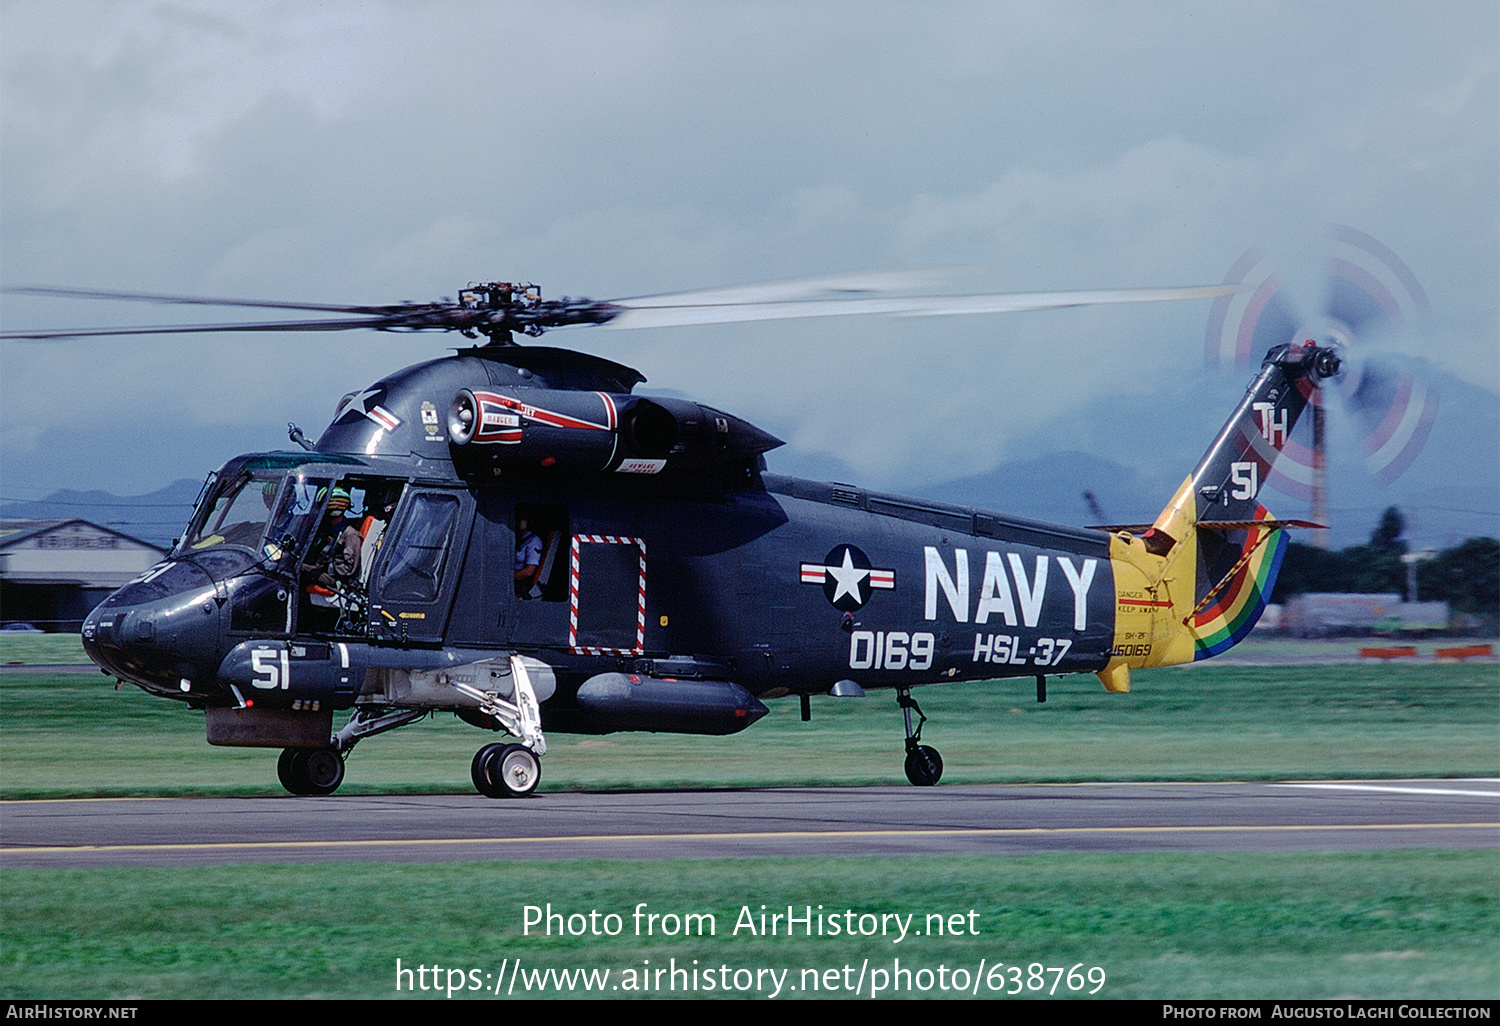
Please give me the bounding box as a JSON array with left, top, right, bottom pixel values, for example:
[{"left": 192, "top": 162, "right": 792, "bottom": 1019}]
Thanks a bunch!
[
  {"left": 365, "top": 405, "right": 401, "bottom": 431},
  {"left": 799, "top": 563, "right": 895, "bottom": 589},
  {"left": 568, "top": 533, "right": 647, "bottom": 656}
]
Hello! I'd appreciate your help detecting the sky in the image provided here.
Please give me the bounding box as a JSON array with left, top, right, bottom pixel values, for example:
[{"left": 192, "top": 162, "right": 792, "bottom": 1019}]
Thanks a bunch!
[{"left": 2, "top": 1, "right": 1496, "bottom": 540}]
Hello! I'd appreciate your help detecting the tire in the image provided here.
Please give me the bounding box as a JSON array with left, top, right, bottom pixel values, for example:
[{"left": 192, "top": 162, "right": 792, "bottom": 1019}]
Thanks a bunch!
[
  {"left": 277, "top": 748, "right": 311, "bottom": 795},
  {"left": 301, "top": 746, "right": 345, "bottom": 796},
  {"left": 471, "top": 743, "right": 507, "bottom": 798},
  {"left": 494, "top": 744, "right": 541, "bottom": 798},
  {"left": 904, "top": 745, "right": 943, "bottom": 787}
]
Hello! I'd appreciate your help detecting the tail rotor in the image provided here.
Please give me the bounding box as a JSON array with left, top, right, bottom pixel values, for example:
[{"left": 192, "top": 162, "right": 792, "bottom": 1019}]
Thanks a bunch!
[{"left": 1205, "top": 225, "right": 1438, "bottom": 540}]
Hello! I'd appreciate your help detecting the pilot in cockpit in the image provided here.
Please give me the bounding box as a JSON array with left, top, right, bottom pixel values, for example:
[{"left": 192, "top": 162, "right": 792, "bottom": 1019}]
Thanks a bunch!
[{"left": 304, "top": 487, "right": 363, "bottom": 593}]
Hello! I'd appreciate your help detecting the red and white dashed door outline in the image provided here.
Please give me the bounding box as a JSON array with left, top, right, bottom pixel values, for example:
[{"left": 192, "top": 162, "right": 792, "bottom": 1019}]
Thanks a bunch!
[{"left": 567, "top": 534, "right": 646, "bottom": 656}]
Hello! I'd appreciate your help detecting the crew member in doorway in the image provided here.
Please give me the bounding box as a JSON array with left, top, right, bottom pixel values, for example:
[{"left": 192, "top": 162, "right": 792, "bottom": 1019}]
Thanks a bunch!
[{"left": 515, "top": 517, "right": 543, "bottom": 598}]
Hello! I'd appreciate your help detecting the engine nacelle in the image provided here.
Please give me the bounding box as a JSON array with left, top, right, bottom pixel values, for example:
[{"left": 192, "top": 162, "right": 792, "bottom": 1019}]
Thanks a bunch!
[{"left": 447, "top": 388, "right": 781, "bottom": 474}]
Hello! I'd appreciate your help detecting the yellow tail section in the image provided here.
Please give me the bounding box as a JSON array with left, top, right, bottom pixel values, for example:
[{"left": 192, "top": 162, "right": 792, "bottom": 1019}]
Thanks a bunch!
[{"left": 1096, "top": 477, "right": 1201, "bottom": 692}]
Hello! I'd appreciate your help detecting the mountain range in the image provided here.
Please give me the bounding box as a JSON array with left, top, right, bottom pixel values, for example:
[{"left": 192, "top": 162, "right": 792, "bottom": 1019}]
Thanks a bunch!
[{"left": 4, "top": 368, "right": 1495, "bottom": 553}]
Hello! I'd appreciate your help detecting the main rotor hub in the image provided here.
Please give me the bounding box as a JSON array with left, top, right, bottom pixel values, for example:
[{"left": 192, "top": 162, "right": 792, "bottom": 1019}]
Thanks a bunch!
[{"left": 453, "top": 282, "right": 623, "bottom": 344}]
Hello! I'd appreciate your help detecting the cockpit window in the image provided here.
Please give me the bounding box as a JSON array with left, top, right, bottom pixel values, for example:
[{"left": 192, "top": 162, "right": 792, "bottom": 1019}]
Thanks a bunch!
[
  {"left": 178, "top": 472, "right": 283, "bottom": 554},
  {"left": 263, "top": 475, "right": 334, "bottom": 562}
]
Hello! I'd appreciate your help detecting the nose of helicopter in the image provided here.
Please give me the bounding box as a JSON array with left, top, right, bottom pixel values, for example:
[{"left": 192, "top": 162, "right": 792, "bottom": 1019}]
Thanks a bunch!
[{"left": 82, "top": 556, "right": 234, "bottom": 701}]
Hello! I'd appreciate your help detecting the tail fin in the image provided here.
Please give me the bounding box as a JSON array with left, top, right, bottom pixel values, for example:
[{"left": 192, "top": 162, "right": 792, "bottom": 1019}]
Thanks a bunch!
[{"left": 1097, "top": 342, "right": 1338, "bottom": 691}]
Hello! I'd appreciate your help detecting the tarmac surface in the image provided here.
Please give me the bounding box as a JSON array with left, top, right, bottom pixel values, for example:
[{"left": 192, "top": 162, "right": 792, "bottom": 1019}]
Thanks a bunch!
[{"left": 3, "top": 779, "right": 1496, "bottom": 868}]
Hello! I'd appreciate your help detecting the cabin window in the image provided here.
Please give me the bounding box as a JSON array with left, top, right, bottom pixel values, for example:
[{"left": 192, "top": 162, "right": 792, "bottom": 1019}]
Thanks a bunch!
[
  {"left": 514, "top": 503, "right": 569, "bottom": 602},
  {"left": 378, "top": 492, "right": 461, "bottom": 603}
]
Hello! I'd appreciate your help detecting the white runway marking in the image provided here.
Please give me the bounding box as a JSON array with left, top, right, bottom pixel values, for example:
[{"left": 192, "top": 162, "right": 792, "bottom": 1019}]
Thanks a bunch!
[{"left": 1276, "top": 782, "right": 1500, "bottom": 798}]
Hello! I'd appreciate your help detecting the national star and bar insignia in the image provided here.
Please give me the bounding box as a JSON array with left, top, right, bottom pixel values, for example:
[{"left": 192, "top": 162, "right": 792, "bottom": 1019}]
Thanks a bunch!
[
  {"left": 335, "top": 385, "right": 403, "bottom": 432},
  {"left": 800, "top": 544, "right": 895, "bottom": 612}
]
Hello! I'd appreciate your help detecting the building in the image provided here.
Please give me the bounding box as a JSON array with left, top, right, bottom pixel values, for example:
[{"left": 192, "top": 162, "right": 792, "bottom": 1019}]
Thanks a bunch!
[
  {"left": 1280, "top": 592, "right": 1450, "bottom": 638},
  {"left": 0, "top": 519, "right": 167, "bottom": 631}
]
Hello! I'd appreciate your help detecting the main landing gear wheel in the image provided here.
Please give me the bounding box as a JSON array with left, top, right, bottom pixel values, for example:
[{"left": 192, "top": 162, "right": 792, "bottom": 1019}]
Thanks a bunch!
[
  {"left": 471, "top": 743, "right": 505, "bottom": 798},
  {"left": 277, "top": 745, "right": 345, "bottom": 796},
  {"left": 472, "top": 742, "right": 542, "bottom": 798},
  {"left": 904, "top": 745, "right": 944, "bottom": 787}
]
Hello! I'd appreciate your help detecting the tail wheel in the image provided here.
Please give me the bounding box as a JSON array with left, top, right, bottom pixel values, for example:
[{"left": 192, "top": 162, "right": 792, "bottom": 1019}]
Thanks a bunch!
[
  {"left": 904, "top": 745, "right": 943, "bottom": 787},
  {"left": 897, "top": 688, "right": 942, "bottom": 787}
]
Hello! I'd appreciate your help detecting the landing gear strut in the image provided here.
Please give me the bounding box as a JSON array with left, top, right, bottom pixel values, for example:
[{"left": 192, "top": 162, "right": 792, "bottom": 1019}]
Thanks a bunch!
[{"left": 897, "top": 688, "right": 943, "bottom": 786}]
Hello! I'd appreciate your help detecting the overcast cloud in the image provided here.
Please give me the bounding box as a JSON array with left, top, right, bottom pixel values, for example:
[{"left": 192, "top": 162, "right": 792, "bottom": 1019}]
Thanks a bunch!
[{"left": 2, "top": 2, "right": 1495, "bottom": 517}]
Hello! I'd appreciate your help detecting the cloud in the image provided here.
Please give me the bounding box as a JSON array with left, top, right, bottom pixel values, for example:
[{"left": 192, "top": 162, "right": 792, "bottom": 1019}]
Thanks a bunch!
[{"left": 2, "top": 1, "right": 1494, "bottom": 499}]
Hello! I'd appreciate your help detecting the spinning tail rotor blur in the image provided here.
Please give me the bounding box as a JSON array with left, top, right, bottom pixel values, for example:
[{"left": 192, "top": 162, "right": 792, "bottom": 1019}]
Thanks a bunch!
[{"left": 1204, "top": 225, "right": 1438, "bottom": 545}]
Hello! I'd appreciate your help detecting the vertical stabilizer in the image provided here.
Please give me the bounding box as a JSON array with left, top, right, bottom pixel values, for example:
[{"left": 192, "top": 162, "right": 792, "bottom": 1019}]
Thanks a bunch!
[{"left": 1098, "top": 342, "right": 1340, "bottom": 688}]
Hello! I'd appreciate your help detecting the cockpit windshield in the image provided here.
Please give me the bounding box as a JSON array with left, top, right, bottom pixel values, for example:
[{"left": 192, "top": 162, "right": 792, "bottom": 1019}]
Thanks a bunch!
[{"left": 177, "top": 471, "right": 283, "bottom": 554}]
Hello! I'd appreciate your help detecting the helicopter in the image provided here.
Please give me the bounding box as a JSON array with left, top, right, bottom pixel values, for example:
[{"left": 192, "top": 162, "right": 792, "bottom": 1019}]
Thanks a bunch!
[{"left": 2, "top": 272, "right": 1334, "bottom": 797}]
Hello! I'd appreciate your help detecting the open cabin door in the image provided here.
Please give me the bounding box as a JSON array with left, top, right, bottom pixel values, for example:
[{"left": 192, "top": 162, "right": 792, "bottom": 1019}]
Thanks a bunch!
[
  {"left": 567, "top": 534, "right": 647, "bottom": 656},
  {"left": 504, "top": 509, "right": 652, "bottom": 658},
  {"left": 366, "top": 487, "right": 473, "bottom": 645}
]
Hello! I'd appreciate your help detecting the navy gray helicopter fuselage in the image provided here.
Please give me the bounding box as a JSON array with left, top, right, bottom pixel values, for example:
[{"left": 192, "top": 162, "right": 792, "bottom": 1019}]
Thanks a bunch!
[{"left": 82, "top": 339, "right": 1336, "bottom": 796}]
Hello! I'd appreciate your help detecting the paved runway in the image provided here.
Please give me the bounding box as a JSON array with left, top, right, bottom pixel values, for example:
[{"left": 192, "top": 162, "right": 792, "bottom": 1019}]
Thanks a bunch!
[{"left": 3, "top": 779, "right": 1496, "bottom": 868}]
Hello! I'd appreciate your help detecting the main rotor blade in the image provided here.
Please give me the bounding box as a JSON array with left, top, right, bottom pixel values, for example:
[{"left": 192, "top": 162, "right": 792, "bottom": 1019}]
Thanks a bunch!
[
  {"left": 1, "top": 315, "right": 420, "bottom": 340},
  {"left": 612, "top": 268, "right": 970, "bottom": 309},
  {"left": 601, "top": 284, "right": 1240, "bottom": 330},
  {"left": 3, "top": 285, "right": 420, "bottom": 316},
  {"left": 1, "top": 277, "right": 1240, "bottom": 340}
]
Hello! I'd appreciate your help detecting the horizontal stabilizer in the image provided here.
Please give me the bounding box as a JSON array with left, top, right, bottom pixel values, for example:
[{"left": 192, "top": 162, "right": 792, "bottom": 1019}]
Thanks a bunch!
[
  {"left": 1090, "top": 518, "right": 1324, "bottom": 534},
  {"left": 1195, "top": 518, "right": 1325, "bottom": 531}
]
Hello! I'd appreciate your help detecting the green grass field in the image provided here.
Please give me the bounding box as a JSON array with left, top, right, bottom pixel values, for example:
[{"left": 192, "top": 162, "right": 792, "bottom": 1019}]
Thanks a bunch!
[
  {"left": 1, "top": 639, "right": 1496, "bottom": 999},
  {"left": 1, "top": 653, "right": 1494, "bottom": 797},
  {"left": 0, "top": 852, "right": 1494, "bottom": 999}
]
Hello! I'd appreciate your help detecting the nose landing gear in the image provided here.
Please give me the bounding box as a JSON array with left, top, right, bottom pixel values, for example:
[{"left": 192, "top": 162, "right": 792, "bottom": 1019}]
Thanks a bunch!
[{"left": 273, "top": 706, "right": 428, "bottom": 796}]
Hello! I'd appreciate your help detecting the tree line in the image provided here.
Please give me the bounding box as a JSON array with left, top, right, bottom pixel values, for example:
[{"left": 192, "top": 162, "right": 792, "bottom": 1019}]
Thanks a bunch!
[{"left": 1270, "top": 507, "right": 1499, "bottom": 625}]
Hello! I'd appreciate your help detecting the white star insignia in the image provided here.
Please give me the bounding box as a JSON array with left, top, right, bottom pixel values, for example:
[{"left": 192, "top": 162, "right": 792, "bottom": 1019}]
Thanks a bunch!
[
  {"left": 339, "top": 385, "right": 383, "bottom": 417},
  {"left": 825, "top": 547, "right": 870, "bottom": 605}
]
